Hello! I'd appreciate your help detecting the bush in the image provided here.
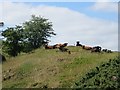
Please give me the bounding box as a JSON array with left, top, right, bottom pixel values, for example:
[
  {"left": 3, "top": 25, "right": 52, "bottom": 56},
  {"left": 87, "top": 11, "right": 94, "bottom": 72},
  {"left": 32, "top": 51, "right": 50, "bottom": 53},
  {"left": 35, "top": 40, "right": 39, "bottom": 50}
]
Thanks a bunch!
[{"left": 74, "top": 57, "right": 120, "bottom": 88}]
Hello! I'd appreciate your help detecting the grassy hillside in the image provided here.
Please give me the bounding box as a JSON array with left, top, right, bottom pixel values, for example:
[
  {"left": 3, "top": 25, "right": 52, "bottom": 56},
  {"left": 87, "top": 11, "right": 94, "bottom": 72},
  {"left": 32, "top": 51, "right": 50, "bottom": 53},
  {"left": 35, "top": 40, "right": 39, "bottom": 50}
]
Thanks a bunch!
[{"left": 2, "top": 46, "right": 118, "bottom": 88}]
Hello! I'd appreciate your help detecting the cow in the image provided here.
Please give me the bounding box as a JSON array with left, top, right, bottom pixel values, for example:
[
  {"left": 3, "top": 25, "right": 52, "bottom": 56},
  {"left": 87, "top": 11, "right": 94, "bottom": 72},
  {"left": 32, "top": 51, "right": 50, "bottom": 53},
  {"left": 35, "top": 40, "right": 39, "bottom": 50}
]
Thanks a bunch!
[
  {"left": 0, "top": 54, "right": 6, "bottom": 63},
  {"left": 59, "top": 46, "right": 71, "bottom": 54},
  {"left": 107, "top": 50, "right": 112, "bottom": 53},
  {"left": 102, "top": 49, "right": 112, "bottom": 53},
  {"left": 102, "top": 49, "right": 107, "bottom": 52},
  {"left": 44, "top": 44, "right": 56, "bottom": 49},
  {"left": 76, "top": 41, "right": 82, "bottom": 46},
  {"left": 59, "top": 47, "right": 68, "bottom": 52},
  {"left": 91, "top": 46, "right": 102, "bottom": 53},
  {"left": 54, "top": 43, "right": 68, "bottom": 48},
  {"left": 82, "top": 45, "right": 93, "bottom": 50}
]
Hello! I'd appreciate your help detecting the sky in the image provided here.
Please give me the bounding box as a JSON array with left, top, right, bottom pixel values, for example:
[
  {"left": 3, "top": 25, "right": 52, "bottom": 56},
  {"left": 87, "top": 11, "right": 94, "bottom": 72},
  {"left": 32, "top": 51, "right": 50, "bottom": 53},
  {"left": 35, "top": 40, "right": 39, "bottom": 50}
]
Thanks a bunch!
[{"left": 0, "top": 1, "right": 118, "bottom": 51}]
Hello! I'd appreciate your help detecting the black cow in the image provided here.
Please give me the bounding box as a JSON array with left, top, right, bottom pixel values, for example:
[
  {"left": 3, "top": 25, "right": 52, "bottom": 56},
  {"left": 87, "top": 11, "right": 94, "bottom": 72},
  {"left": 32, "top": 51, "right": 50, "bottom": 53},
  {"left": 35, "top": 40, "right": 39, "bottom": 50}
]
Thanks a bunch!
[
  {"left": 91, "top": 46, "right": 102, "bottom": 53},
  {"left": 102, "top": 49, "right": 112, "bottom": 53},
  {"left": 59, "top": 47, "right": 68, "bottom": 52},
  {"left": 107, "top": 50, "right": 112, "bottom": 53},
  {"left": 102, "top": 49, "right": 107, "bottom": 52},
  {"left": 59, "top": 47, "right": 71, "bottom": 54},
  {"left": 76, "top": 41, "right": 82, "bottom": 46}
]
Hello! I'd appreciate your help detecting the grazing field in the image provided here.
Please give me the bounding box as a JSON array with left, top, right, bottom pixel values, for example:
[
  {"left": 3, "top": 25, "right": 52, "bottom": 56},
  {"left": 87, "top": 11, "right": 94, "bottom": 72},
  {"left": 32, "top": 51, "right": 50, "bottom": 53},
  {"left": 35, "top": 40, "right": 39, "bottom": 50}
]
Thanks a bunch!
[{"left": 2, "top": 46, "right": 118, "bottom": 88}]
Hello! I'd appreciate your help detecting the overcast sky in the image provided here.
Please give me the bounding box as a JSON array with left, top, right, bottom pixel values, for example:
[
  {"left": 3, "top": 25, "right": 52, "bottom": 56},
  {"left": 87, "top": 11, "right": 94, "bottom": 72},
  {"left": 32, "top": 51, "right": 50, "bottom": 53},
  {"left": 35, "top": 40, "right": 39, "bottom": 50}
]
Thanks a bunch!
[{"left": 0, "top": 1, "right": 118, "bottom": 51}]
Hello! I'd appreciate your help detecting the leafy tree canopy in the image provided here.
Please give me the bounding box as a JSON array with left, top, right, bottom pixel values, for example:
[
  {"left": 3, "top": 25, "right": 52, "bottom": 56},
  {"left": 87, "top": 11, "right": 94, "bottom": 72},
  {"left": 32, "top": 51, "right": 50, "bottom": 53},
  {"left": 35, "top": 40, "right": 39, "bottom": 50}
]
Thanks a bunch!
[
  {"left": 2, "top": 15, "right": 56, "bottom": 56},
  {"left": 2, "top": 26, "right": 23, "bottom": 56},
  {"left": 23, "top": 15, "right": 56, "bottom": 49}
]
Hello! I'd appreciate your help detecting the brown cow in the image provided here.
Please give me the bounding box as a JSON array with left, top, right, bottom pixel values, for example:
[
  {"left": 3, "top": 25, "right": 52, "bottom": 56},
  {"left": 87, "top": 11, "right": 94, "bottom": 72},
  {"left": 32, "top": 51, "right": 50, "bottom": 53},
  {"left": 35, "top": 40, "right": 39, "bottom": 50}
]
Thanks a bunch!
[
  {"left": 54, "top": 43, "right": 68, "bottom": 48},
  {"left": 82, "top": 45, "right": 93, "bottom": 50},
  {"left": 44, "top": 44, "right": 56, "bottom": 49}
]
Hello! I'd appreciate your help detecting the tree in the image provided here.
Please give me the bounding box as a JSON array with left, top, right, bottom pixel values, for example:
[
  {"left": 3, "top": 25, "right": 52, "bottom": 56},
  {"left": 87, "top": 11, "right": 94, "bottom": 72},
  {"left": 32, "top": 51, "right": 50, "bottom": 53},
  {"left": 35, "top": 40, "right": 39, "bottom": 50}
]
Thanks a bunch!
[
  {"left": 2, "top": 26, "right": 23, "bottom": 57},
  {"left": 2, "top": 15, "right": 56, "bottom": 56},
  {"left": 23, "top": 15, "right": 56, "bottom": 49}
]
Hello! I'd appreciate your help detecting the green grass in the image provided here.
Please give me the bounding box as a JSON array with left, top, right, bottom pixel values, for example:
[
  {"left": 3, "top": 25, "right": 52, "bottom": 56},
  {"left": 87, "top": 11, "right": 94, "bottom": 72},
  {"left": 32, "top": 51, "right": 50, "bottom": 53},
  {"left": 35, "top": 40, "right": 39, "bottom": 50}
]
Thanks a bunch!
[{"left": 2, "top": 46, "right": 118, "bottom": 88}]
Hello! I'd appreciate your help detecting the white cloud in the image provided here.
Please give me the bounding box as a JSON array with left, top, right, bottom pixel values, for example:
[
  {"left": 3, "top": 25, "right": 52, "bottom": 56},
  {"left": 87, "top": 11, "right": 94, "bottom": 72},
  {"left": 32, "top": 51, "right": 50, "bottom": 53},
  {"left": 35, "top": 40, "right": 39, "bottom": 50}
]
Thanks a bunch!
[
  {"left": 90, "top": 2, "right": 118, "bottom": 12},
  {"left": 1, "top": 2, "right": 118, "bottom": 51}
]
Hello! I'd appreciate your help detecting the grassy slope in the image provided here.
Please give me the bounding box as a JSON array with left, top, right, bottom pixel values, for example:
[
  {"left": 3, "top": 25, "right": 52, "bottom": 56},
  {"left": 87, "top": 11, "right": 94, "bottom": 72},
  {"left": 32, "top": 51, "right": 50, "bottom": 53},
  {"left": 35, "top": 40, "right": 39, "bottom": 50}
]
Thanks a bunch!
[{"left": 2, "top": 46, "right": 118, "bottom": 88}]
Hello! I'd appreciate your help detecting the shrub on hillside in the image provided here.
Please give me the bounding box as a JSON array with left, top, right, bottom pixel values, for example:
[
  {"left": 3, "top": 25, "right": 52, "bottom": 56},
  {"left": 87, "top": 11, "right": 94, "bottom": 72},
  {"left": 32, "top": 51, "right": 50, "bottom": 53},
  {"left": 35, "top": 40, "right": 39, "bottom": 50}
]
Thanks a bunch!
[{"left": 74, "top": 57, "right": 120, "bottom": 88}]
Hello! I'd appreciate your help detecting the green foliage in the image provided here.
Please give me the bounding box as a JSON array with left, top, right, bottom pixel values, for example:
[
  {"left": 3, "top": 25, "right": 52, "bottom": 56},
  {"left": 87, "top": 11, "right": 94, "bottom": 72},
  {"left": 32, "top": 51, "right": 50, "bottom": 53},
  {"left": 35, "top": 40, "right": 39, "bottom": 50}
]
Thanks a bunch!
[
  {"left": 0, "top": 40, "right": 2, "bottom": 53},
  {"left": 74, "top": 57, "right": 120, "bottom": 88},
  {"left": 23, "top": 15, "right": 56, "bottom": 49},
  {"left": 2, "top": 26, "right": 23, "bottom": 57},
  {"left": 2, "top": 15, "right": 56, "bottom": 56},
  {"left": 0, "top": 40, "right": 2, "bottom": 46}
]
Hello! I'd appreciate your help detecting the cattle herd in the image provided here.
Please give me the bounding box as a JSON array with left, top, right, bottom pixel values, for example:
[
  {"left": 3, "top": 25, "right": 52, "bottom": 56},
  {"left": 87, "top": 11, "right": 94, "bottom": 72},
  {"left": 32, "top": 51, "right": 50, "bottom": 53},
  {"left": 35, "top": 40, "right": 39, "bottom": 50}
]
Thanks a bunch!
[
  {"left": 76, "top": 41, "right": 112, "bottom": 53},
  {"left": 0, "top": 41, "right": 113, "bottom": 63},
  {"left": 44, "top": 43, "right": 71, "bottom": 54},
  {"left": 44, "top": 41, "right": 113, "bottom": 54}
]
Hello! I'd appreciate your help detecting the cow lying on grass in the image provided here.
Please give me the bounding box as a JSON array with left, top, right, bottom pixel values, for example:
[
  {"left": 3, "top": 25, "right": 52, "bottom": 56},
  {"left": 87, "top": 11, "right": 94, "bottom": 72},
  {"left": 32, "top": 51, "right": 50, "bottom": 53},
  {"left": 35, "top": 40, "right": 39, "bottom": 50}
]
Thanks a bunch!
[
  {"left": 102, "top": 49, "right": 107, "bottom": 52},
  {"left": 54, "top": 43, "right": 68, "bottom": 48},
  {"left": 59, "top": 46, "right": 71, "bottom": 54},
  {"left": 91, "top": 46, "right": 102, "bottom": 53},
  {"left": 45, "top": 43, "right": 68, "bottom": 49},
  {"left": 44, "top": 43, "right": 70, "bottom": 54},
  {"left": 102, "top": 49, "right": 112, "bottom": 53},
  {"left": 107, "top": 50, "right": 112, "bottom": 53},
  {"left": 82, "top": 45, "right": 93, "bottom": 50},
  {"left": 44, "top": 44, "right": 56, "bottom": 49}
]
